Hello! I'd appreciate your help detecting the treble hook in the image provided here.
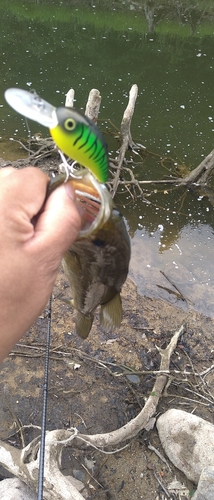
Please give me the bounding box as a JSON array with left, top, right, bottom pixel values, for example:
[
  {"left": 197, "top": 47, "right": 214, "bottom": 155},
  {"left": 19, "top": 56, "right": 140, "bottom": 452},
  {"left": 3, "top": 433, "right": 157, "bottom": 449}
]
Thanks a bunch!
[{"left": 58, "top": 150, "right": 84, "bottom": 182}]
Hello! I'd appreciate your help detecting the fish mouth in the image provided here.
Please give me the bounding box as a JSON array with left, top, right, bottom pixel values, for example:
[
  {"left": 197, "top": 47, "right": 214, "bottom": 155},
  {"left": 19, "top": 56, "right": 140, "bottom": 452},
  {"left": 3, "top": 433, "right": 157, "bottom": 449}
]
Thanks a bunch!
[{"left": 48, "top": 170, "right": 112, "bottom": 238}]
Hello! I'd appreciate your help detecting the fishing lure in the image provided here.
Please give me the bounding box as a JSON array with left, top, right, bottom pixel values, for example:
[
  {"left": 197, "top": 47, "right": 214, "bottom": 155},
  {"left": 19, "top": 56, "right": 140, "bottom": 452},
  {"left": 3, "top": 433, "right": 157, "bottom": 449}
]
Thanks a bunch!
[{"left": 4, "top": 88, "right": 109, "bottom": 183}]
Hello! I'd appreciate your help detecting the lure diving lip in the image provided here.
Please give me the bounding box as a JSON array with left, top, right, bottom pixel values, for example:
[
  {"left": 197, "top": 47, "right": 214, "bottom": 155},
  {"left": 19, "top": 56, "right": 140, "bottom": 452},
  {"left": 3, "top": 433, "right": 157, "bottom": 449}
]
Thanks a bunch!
[
  {"left": 4, "top": 88, "right": 58, "bottom": 128},
  {"left": 4, "top": 87, "right": 109, "bottom": 183}
]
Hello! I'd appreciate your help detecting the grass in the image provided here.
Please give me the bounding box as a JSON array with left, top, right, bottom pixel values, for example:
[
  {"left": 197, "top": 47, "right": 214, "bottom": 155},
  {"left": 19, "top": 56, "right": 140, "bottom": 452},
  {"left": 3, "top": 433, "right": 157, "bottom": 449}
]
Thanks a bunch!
[{"left": 2, "top": 0, "right": 214, "bottom": 38}]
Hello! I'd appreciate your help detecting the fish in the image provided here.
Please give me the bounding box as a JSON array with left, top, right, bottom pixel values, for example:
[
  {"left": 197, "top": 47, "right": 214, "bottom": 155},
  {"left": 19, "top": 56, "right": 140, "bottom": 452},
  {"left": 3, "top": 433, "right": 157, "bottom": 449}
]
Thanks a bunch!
[
  {"left": 4, "top": 87, "right": 108, "bottom": 183},
  {"left": 48, "top": 170, "right": 131, "bottom": 338}
]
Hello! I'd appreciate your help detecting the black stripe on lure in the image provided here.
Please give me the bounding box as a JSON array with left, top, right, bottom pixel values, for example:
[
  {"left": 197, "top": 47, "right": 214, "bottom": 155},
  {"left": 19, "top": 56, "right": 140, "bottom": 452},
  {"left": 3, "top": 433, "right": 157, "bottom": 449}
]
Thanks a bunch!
[{"left": 4, "top": 88, "right": 109, "bottom": 183}]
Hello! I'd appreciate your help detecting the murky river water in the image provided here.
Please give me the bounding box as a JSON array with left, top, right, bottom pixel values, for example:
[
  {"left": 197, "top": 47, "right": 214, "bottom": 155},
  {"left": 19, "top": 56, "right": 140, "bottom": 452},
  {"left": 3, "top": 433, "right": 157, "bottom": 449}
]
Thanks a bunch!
[{"left": 1, "top": 0, "right": 214, "bottom": 317}]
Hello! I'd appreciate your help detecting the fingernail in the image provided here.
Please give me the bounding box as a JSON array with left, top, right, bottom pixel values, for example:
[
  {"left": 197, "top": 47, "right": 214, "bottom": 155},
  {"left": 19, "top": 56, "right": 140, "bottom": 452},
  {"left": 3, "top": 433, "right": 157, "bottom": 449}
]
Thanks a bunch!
[
  {"left": 64, "top": 182, "right": 84, "bottom": 218},
  {"left": 64, "top": 182, "right": 75, "bottom": 201}
]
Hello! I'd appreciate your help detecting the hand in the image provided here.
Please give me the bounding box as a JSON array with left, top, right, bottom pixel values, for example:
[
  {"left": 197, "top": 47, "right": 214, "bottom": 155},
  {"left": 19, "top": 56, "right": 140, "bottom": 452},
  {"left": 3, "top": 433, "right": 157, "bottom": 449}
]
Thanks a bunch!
[{"left": 0, "top": 166, "right": 81, "bottom": 361}]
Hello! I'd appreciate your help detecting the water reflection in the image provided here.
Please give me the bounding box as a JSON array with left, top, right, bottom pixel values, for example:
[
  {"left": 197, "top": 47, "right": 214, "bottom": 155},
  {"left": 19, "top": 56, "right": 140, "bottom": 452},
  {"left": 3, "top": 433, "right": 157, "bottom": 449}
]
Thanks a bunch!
[
  {"left": 1, "top": 0, "right": 214, "bottom": 316},
  {"left": 130, "top": 222, "right": 214, "bottom": 318},
  {"left": 115, "top": 163, "right": 214, "bottom": 317}
]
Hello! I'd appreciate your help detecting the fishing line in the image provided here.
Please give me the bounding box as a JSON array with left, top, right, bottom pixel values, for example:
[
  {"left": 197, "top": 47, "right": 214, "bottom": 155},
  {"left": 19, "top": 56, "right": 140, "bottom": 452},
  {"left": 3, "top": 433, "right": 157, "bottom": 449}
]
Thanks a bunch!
[
  {"left": 25, "top": 116, "right": 32, "bottom": 145},
  {"left": 37, "top": 294, "right": 52, "bottom": 500}
]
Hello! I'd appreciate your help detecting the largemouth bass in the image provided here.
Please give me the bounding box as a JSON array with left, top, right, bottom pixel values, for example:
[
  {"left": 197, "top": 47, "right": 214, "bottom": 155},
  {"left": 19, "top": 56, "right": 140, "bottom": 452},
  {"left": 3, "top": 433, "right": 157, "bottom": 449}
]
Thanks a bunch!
[{"left": 48, "top": 170, "right": 131, "bottom": 338}]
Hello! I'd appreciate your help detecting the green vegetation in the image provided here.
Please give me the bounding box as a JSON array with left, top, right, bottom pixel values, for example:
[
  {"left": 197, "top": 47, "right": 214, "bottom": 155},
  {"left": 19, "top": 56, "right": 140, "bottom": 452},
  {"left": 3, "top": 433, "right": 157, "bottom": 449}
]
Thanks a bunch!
[{"left": 1, "top": 0, "right": 214, "bottom": 37}]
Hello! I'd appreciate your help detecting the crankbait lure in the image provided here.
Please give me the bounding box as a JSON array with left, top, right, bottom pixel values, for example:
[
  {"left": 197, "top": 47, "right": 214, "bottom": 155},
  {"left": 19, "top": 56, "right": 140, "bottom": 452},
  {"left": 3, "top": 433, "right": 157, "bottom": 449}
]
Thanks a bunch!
[{"left": 4, "top": 88, "right": 109, "bottom": 183}]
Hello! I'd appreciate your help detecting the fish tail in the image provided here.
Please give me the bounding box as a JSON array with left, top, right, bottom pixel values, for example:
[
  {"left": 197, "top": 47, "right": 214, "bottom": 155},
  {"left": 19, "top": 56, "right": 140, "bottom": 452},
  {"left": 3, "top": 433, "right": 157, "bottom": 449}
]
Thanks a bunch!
[
  {"left": 75, "top": 312, "right": 94, "bottom": 339},
  {"left": 100, "top": 293, "right": 122, "bottom": 332}
]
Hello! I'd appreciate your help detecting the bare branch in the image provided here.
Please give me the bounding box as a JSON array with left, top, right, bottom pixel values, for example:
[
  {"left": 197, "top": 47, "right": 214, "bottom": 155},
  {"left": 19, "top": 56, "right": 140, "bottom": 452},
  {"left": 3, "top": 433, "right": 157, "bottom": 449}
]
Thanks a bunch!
[
  {"left": 75, "top": 325, "right": 184, "bottom": 448},
  {"left": 0, "top": 430, "right": 86, "bottom": 500},
  {"left": 111, "top": 84, "right": 138, "bottom": 197},
  {"left": 85, "top": 89, "right": 101, "bottom": 124},
  {"left": 180, "top": 149, "right": 214, "bottom": 185},
  {"left": 65, "top": 89, "right": 75, "bottom": 108}
]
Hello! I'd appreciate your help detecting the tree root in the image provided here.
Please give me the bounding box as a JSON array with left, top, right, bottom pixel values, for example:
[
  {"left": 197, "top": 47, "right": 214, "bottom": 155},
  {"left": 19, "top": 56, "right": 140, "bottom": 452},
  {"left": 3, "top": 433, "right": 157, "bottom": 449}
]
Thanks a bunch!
[
  {"left": 0, "top": 325, "right": 184, "bottom": 499},
  {"left": 75, "top": 324, "right": 184, "bottom": 448},
  {"left": 180, "top": 148, "right": 214, "bottom": 185}
]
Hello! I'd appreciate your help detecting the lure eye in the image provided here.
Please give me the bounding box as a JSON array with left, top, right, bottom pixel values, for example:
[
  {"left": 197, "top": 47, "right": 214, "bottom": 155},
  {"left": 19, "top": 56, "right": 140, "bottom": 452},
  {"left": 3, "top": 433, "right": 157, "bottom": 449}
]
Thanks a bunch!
[{"left": 64, "top": 117, "right": 76, "bottom": 131}]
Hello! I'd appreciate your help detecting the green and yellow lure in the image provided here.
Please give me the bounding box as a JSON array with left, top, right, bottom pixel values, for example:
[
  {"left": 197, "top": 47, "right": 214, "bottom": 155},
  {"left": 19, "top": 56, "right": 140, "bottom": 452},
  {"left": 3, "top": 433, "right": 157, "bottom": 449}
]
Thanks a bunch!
[
  {"left": 4, "top": 88, "right": 109, "bottom": 183},
  {"left": 50, "top": 107, "right": 108, "bottom": 183}
]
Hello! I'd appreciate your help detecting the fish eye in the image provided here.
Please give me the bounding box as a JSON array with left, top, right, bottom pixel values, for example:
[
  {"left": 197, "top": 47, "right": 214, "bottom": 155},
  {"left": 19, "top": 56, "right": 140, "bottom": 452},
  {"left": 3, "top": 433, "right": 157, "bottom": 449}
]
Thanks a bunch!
[
  {"left": 93, "top": 238, "right": 105, "bottom": 247},
  {"left": 64, "top": 117, "right": 76, "bottom": 131}
]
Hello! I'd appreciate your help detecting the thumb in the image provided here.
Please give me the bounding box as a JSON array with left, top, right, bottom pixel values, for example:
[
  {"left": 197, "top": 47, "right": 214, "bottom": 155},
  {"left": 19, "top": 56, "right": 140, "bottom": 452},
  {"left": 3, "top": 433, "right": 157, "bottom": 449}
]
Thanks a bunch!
[{"left": 31, "top": 182, "right": 81, "bottom": 258}]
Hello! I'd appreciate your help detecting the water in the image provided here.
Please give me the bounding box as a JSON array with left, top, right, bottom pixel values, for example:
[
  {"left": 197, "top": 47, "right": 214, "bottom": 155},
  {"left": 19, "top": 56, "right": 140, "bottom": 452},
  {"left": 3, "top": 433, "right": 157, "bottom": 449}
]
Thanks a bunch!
[{"left": 1, "top": 0, "right": 214, "bottom": 316}]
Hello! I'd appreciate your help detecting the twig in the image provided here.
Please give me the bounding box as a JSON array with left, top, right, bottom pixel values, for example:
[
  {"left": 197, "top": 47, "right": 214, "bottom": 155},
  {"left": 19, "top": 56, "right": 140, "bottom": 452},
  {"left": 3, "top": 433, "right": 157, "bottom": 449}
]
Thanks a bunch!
[
  {"left": 200, "top": 363, "right": 214, "bottom": 377},
  {"left": 160, "top": 270, "right": 190, "bottom": 304},
  {"left": 10, "top": 343, "right": 200, "bottom": 379},
  {"left": 9, "top": 138, "right": 32, "bottom": 153},
  {"left": 148, "top": 443, "right": 172, "bottom": 472},
  {"left": 177, "top": 347, "right": 214, "bottom": 403},
  {"left": 111, "top": 84, "right": 138, "bottom": 197},
  {"left": 164, "top": 393, "right": 212, "bottom": 408},
  {"left": 182, "top": 386, "right": 214, "bottom": 405},
  {"left": 153, "top": 470, "right": 170, "bottom": 498}
]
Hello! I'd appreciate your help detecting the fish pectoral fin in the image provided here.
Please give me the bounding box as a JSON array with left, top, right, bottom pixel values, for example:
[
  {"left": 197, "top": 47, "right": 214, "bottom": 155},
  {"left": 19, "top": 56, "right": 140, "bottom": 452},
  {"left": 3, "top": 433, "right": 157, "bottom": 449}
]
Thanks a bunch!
[
  {"left": 75, "top": 312, "right": 93, "bottom": 339},
  {"left": 58, "top": 297, "right": 74, "bottom": 308},
  {"left": 100, "top": 293, "right": 122, "bottom": 333}
]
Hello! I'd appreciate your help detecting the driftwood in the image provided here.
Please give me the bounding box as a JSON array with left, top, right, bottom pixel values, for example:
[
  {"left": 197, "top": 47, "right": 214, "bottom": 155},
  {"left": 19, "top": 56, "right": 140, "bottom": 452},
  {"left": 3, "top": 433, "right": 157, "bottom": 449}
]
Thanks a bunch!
[
  {"left": 180, "top": 148, "right": 214, "bottom": 185},
  {"left": 84, "top": 88, "right": 101, "bottom": 124},
  {"left": 65, "top": 89, "right": 75, "bottom": 108},
  {"left": 66, "top": 87, "right": 101, "bottom": 124},
  {"left": 0, "top": 325, "right": 184, "bottom": 499},
  {"left": 0, "top": 430, "right": 86, "bottom": 500}
]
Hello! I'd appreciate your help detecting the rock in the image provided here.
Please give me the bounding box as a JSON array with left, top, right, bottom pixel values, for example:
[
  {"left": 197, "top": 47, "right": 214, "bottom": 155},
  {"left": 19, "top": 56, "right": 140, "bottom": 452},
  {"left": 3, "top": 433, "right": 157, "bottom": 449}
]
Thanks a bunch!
[
  {"left": 192, "top": 467, "right": 214, "bottom": 500},
  {"left": 0, "top": 477, "right": 37, "bottom": 500},
  {"left": 157, "top": 409, "right": 214, "bottom": 483}
]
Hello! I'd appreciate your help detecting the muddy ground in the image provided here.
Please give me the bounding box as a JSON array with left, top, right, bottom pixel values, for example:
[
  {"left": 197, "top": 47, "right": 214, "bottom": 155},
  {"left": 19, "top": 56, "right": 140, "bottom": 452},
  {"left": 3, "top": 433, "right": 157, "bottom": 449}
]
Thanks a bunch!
[{"left": 0, "top": 157, "right": 214, "bottom": 499}]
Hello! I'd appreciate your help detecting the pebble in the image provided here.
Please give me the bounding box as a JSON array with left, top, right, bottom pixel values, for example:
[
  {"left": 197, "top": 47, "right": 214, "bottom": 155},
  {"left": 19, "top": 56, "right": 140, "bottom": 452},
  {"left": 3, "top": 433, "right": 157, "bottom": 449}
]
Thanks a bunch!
[
  {"left": 73, "top": 468, "right": 85, "bottom": 483},
  {"left": 157, "top": 409, "right": 214, "bottom": 483}
]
